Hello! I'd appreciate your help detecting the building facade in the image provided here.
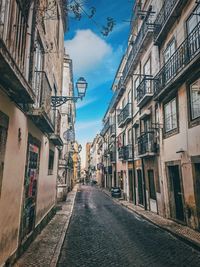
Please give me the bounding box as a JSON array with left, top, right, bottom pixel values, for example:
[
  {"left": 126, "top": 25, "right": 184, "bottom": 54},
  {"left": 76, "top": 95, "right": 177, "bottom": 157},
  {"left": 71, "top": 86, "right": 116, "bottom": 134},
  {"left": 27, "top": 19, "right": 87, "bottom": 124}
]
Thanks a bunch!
[
  {"left": 97, "top": 0, "right": 200, "bottom": 231},
  {"left": 0, "top": 0, "right": 67, "bottom": 264},
  {"left": 57, "top": 54, "right": 76, "bottom": 201}
]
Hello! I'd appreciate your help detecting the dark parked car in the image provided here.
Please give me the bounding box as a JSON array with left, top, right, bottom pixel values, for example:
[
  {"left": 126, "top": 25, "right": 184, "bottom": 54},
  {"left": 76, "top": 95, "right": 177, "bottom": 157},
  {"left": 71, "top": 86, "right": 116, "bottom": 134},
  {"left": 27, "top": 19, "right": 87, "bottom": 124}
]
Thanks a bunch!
[{"left": 111, "top": 187, "right": 121, "bottom": 198}]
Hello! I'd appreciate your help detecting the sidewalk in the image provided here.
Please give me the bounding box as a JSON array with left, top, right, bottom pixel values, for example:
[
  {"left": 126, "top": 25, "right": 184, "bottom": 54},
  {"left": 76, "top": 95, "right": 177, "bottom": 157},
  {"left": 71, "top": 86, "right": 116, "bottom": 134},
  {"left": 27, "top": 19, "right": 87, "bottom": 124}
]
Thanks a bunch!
[
  {"left": 102, "top": 188, "right": 200, "bottom": 251},
  {"left": 14, "top": 184, "right": 78, "bottom": 267}
]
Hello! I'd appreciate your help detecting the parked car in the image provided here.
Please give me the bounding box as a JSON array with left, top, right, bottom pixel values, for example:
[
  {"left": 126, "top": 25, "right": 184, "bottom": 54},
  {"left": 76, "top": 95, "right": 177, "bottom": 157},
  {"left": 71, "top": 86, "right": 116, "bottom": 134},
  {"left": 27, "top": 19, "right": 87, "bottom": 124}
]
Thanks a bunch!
[{"left": 111, "top": 187, "right": 121, "bottom": 198}]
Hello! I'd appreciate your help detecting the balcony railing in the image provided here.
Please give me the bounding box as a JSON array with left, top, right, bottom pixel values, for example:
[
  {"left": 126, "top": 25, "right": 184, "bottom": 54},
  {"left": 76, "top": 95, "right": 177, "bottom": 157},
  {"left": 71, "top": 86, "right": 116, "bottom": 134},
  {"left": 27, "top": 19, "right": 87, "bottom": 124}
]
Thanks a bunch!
[
  {"left": 101, "top": 119, "right": 110, "bottom": 136},
  {"left": 123, "top": 13, "right": 154, "bottom": 80},
  {"left": 124, "top": 145, "right": 133, "bottom": 161},
  {"left": 118, "top": 147, "right": 125, "bottom": 160},
  {"left": 28, "top": 71, "right": 55, "bottom": 133},
  {"left": 0, "top": 1, "right": 35, "bottom": 104},
  {"left": 109, "top": 77, "right": 125, "bottom": 112},
  {"left": 118, "top": 103, "right": 132, "bottom": 128},
  {"left": 154, "top": 22, "right": 200, "bottom": 99},
  {"left": 118, "top": 145, "right": 133, "bottom": 161},
  {"left": 154, "top": 0, "right": 188, "bottom": 45},
  {"left": 136, "top": 77, "right": 153, "bottom": 107},
  {"left": 138, "top": 131, "right": 157, "bottom": 157},
  {"left": 49, "top": 109, "right": 63, "bottom": 146}
]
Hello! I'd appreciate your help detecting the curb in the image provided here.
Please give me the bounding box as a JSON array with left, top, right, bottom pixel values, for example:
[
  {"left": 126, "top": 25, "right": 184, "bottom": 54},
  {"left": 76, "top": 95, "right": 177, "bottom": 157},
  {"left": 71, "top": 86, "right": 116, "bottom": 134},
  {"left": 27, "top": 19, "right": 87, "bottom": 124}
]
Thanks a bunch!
[
  {"left": 50, "top": 186, "right": 78, "bottom": 267},
  {"left": 101, "top": 189, "right": 200, "bottom": 252}
]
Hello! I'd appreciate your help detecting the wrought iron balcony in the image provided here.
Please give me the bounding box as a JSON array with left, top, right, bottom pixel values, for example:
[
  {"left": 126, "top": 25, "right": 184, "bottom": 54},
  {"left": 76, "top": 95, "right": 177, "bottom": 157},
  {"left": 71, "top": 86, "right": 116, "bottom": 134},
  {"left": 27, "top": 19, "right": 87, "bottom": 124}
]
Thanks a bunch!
[
  {"left": 136, "top": 77, "right": 154, "bottom": 107},
  {"left": 0, "top": 1, "right": 35, "bottom": 105},
  {"left": 101, "top": 119, "right": 110, "bottom": 136},
  {"left": 28, "top": 71, "right": 55, "bottom": 134},
  {"left": 124, "top": 145, "right": 133, "bottom": 161},
  {"left": 122, "top": 14, "right": 154, "bottom": 80},
  {"left": 49, "top": 110, "right": 63, "bottom": 146},
  {"left": 154, "top": 21, "right": 200, "bottom": 100},
  {"left": 138, "top": 131, "right": 158, "bottom": 157},
  {"left": 118, "top": 103, "right": 132, "bottom": 128},
  {"left": 154, "top": 0, "right": 188, "bottom": 45},
  {"left": 118, "top": 147, "right": 125, "bottom": 160},
  {"left": 109, "top": 77, "right": 125, "bottom": 112},
  {"left": 110, "top": 124, "right": 116, "bottom": 137},
  {"left": 118, "top": 145, "right": 133, "bottom": 161}
]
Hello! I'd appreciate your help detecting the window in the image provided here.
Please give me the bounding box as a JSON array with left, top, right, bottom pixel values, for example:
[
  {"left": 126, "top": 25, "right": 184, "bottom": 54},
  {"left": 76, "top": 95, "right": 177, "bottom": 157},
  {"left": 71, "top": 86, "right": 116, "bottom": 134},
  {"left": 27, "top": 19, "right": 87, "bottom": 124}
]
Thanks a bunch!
[
  {"left": 134, "top": 77, "right": 140, "bottom": 99},
  {"left": 128, "top": 129, "right": 132, "bottom": 144},
  {"left": 164, "top": 39, "right": 175, "bottom": 63},
  {"left": 187, "top": 5, "right": 200, "bottom": 34},
  {"left": 144, "top": 58, "right": 151, "bottom": 93},
  {"left": 164, "top": 98, "right": 177, "bottom": 133},
  {"left": 122, "top": 98, "right": 125, "bottom": 109},
  {"left": 128, "top": 90, "right": 132, "bottom": 104},
  {"left": 56, "top": 6, "right": 60, "bottom": 48},
  {"left": 33, "top": 39, "right": 44, "bottom": 108},
  {"left": 143, "top": 118, "right": 151, "bottom": 132},
  {"left": 48, "top": 150, "right": 54, "bottom": 175},
  {"left": 0, "top": 111, "right": 9, "bottom": 197},
  {"left": 144, "top": 58, "right": 151, "bottom": 75},
  {"left": 190, "top": 78, "right": 200, "bottom": 120},
  {"left": 135, "top": 126, "right": 139, "bottom": 144}
]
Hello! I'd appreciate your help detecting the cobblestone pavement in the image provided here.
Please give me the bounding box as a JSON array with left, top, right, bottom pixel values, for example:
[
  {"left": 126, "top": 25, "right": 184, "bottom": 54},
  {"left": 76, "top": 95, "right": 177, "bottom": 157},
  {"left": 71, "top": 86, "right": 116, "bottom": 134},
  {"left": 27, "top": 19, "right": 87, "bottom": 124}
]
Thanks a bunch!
[
  {"left": 103, "top": 189, "right": 200, "bottom": 250},
  {"left": 57, "top": 185, "right": 200, "bottom": 267},
  {"left": 14, "top": 185, "right": 77, "bottom": 267}
]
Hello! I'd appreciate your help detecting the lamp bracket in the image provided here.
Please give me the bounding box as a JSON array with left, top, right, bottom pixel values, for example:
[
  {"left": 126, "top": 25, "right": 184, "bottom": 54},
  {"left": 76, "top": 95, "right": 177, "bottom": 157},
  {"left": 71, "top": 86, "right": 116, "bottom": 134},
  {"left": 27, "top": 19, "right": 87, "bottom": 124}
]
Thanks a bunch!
[{"left": 51, "top": 96, "right": 80, "bottom": 107}]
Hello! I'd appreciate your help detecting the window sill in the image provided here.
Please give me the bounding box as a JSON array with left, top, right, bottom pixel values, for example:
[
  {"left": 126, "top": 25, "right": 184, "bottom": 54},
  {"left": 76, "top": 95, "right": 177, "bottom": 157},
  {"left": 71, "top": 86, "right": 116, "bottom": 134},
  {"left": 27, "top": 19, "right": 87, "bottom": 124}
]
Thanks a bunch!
[{"left": 163, "top": 128, "right": 179, "bottom": 139}]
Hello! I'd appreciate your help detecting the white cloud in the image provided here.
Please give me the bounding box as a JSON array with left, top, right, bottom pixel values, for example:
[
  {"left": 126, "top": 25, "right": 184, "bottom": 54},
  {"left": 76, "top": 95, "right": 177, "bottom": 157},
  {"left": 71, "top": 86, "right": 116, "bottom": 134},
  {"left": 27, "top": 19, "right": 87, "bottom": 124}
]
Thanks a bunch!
[
  {"left": 111, "top": 22, "right": 129, "bottom": 36},
  {"left": 65, "top": 29, "right": 112, "bottom": 75},
  {"left": 76, "top": 119, "right": 101, "bottom": 131},
  {"left": 76, "top": 96, "right": 97, "bottom": 109}
]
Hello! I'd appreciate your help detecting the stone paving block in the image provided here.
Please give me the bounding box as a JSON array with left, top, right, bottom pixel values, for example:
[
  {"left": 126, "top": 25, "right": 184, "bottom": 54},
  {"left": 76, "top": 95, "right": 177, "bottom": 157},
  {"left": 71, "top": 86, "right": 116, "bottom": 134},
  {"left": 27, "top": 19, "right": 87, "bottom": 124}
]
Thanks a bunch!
[{"left": 14, "top": 185, "right": 78, "bottom": 267}]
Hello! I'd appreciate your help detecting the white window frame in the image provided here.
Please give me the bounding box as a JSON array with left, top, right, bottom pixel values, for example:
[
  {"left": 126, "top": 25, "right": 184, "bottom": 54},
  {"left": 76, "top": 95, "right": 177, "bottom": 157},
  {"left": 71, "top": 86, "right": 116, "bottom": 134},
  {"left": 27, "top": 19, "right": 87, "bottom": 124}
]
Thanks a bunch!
[{"left": 164, "top": 98, "right": 177, "bottom": 133}]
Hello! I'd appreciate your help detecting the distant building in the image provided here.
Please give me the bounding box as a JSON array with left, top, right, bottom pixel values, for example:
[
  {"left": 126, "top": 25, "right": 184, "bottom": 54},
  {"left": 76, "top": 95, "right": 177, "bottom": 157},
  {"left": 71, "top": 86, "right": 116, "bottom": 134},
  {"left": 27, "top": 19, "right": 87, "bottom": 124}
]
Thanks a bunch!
[{"left": 85, "top": 142, "right": 92, "bottom": 172}]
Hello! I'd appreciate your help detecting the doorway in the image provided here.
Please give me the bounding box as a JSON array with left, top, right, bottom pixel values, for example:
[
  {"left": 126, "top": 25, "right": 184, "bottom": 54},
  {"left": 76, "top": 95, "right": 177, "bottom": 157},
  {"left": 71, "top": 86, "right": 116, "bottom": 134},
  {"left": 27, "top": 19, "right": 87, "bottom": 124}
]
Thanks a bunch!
[
  {"left": 193, "top": 163, "right": 200, "bottom": 228},
  {"left": 148, "top": 170, "right": 157, "bottom": 213},
  {"left": 137, "top": 169, "right": 144, "bottom": 205},
  {"left": 20, "top": 135, "right": 40, "bottom": 241},
  {"left": 128, "top": 169, "right": 133, "bottom": 202},
  {"left": 168, "top": 165, "right": 185, "bottom": 222}
]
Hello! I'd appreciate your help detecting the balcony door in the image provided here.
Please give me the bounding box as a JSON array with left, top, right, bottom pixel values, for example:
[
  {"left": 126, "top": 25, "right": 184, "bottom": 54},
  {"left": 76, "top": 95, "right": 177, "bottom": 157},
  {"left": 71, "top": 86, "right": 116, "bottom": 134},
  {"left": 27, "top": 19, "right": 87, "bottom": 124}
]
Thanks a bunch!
[
  {"left": 137, "top": 169, "right": 144, "bottom": 206},
  {"left": 33, "top": 40, "right": 44, "bottom": 108}
]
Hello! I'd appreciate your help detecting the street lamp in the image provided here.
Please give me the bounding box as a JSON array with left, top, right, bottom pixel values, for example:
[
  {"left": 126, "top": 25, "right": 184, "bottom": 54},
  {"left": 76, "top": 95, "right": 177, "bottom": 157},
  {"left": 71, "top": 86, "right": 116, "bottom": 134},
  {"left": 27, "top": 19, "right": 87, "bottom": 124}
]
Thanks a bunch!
[
  {"left": 51, "top": 77, "right": 88, "bottom": 108},
  {"left": 76, "top": 77, "right": 87, "bottom": 99}
]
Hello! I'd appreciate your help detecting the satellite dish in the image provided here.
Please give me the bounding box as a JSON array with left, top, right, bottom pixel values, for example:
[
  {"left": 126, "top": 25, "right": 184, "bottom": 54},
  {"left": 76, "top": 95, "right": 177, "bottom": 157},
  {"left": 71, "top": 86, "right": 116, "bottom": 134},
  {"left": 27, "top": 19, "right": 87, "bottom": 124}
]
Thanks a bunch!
[{"left": 63, "top": 129, "right": 75, "bottom": 141}]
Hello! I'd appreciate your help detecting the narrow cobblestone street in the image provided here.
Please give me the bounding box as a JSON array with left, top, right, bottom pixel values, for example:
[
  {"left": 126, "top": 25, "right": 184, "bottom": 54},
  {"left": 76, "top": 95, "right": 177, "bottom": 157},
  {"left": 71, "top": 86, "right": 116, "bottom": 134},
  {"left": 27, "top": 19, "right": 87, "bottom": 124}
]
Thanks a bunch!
[{"left": 57, "top": 185, "right": 200, "bottom": 267}]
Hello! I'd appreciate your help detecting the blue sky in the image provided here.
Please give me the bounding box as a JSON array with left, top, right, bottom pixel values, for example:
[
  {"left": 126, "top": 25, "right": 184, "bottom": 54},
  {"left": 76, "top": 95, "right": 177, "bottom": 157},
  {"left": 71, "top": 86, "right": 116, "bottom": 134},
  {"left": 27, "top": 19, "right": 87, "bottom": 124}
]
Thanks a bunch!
[{"left": 64, "top": 0, "right": 132, "bottom": 166}]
